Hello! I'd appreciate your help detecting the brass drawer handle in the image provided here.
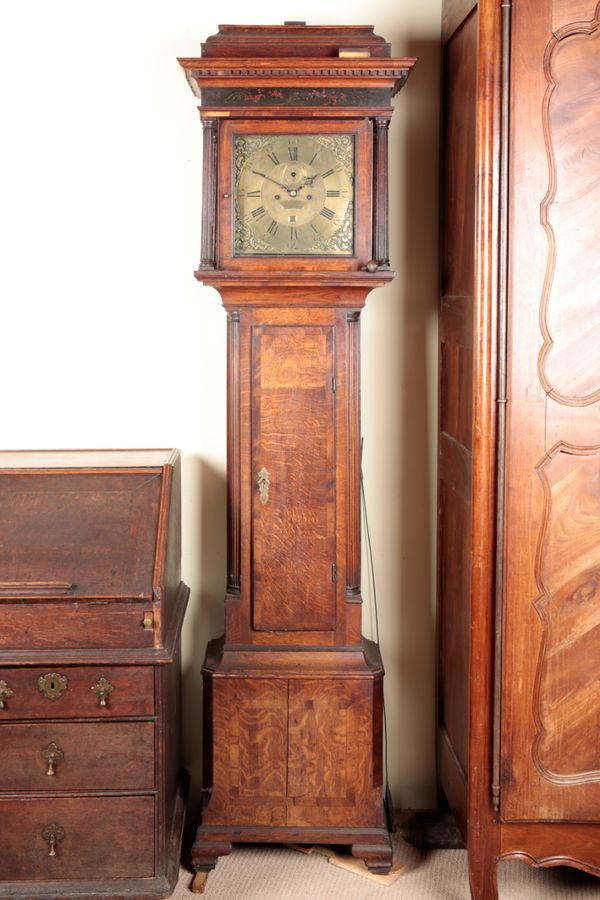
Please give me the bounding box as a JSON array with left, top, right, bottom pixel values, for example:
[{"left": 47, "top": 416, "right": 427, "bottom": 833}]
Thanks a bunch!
[
  {"left": 42, "top": 823, "right": 65, "bottom": 857},
  {"left": 42, "top": 741, "right": 64, "bottom": 776},
  {"left": 91, "top": 675, "right": 114, "bottom": 708},
  {"left": 0, "top": 679, "right": 14, "bottom": 710},
  {"left": 38, "top": 673, "right": 68, "bottom": 701},
  {"left": 257, "top": 467, "right": 270, "bottom": 505}
]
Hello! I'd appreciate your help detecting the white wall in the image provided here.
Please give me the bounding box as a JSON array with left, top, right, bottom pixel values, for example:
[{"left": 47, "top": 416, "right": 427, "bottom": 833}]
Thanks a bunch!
[{"left": 0, "top": 0, "right": 441, "bottom": 810}]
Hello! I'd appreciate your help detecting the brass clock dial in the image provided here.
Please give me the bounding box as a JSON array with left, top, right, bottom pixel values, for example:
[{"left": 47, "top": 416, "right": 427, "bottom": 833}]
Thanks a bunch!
[{"left": 234, "top": 134, "right": 354, "bottom": 256}]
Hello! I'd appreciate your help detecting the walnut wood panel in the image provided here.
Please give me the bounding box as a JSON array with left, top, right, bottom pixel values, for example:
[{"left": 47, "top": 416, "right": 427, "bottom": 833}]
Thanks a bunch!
[
  {"left": 0, "top": 473, "right": 162, "bottom": 598},
  {"left": 532, "top": 444, "right": 600, "bottom": 786},
  {"left": 252, "top": 324, "right": 336, "bottom": 632},
  {"left": 502, "top": 0, "right": 600, "bottom": 826},
  {"left": 438, "top": 0, "right": 600, "bottom": 894},
  {"left": 499, "top": 821, "right": 600, "bottom": 872},
  {"left": 203, "top": 678, "right": 288, "bottom": 826},
  {"left": 0, "top": 721, "right": 155, "bottom": 792},
  {"left": 440, "top": 343, "right": 473, "bottom": 449},
  {"left": 287, "top": 678, "right": 375, "bottom": 827},
  {"left": 437, "top": 5, "right": 477, "bottom": 793},
  {"left": 442, "top": 0, "right": 478, "bottom": 43},
  {"left": 0, "top": 666, "right": 154, "bottom": 719},
  {"left": 0, "top": 796, "right": 154, "bottom": 881},
  {"left": 538, "top": 14, "right": 600, "bottom": 404},
  {"left": 438, "top": 1, "right": 504, "bottom": 896},
  {"left": 438, "top": 483, "right": 471, "bottom": 774}
]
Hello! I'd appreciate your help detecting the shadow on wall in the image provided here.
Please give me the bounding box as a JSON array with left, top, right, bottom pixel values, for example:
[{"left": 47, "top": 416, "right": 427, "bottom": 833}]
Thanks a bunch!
[
  {"left": 363, "top": 33, "right": 440, "bottom": 807},
  {"left": 181, "top": 454, "right": 227, "bottom": 812},
  {"left": 398, "top": 35, "right": 440, "bottom": 806}
]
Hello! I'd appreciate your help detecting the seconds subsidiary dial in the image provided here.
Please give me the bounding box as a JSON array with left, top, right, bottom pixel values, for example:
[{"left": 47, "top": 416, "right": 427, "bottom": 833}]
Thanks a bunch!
[{"left": 234, "top": 134, "right": 354, "bottom": 256}]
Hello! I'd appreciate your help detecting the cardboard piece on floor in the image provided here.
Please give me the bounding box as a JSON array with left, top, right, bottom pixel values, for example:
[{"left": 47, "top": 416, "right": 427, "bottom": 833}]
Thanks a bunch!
[
  {"left": 285, "top": 844, "right": 405, "bottom": 885},
  {"left": 328, "top": 852, "right": 405, "bottom": 885}
]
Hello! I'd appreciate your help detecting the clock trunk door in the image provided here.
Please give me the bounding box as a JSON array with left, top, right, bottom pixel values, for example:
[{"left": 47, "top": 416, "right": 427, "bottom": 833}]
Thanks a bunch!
[{"left": 252, "top": 323, "right": 336, "bottom": 633}]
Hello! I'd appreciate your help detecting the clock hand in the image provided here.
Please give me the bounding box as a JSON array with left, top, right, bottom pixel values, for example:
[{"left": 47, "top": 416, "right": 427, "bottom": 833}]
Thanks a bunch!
[
  {"left": 250, "top": 170, "right": 295, "bottom": 192},
  {"left": 295, "top": 178, "right": 317, "bottom": 192}
]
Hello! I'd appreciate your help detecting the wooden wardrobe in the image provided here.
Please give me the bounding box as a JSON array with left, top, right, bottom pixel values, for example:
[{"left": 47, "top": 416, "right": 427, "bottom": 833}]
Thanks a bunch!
[{"left": 438, "top": 1, "right": 600, "bottom": 897}]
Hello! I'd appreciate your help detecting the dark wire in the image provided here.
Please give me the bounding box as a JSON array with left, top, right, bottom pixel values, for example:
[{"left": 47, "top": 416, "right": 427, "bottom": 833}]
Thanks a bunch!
[{"left": 360, "top": 437, "right": 392, "bottom": 814}]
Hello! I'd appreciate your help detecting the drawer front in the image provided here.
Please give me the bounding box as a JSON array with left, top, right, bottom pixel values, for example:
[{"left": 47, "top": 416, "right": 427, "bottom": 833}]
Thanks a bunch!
[
  {"left": 0, "top": 796, "right": 155, "bottom": 881},
  {"left": 0, "top": 602, "right": 155, "bottom": 650},
  {"left": 0, "top": 722, "right": 155, "bottom": 792},
  {"left": 0, "top": 666, "right": 154, "bottom": 719}
]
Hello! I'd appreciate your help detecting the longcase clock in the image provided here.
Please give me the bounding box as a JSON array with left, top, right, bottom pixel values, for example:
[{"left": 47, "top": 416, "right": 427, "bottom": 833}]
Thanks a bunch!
[{"left": 178, "top": 24, "right": 414, "bottom": 891}]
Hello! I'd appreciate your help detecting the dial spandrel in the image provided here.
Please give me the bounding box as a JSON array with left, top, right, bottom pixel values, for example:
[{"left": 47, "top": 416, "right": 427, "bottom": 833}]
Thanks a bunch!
[{"left": 234, "top": 134, "right": 354, "bottom": 256}]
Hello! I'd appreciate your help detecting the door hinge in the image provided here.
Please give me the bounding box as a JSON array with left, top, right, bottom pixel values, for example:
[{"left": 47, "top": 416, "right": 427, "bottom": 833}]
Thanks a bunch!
[
  {"left": 331, "top": 375, "right": 337, "bottom": 393},
  {"left": 332, "top": 563, "right": 337, "bottom": 582}
]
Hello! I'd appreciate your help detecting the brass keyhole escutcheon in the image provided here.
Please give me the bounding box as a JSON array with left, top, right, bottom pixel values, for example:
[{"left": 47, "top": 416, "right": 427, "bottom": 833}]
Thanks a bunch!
[
  {"left": 42, "top": 741, "right": 64, "bottom": 776},
  {"left": 38, "top": 673, "right": 68, "bottom": 701},
  {"left": 91, "top": 675, "right": 114, "bottom": 708},
  {"left": 42, "top": 823, "right": 65, "bottom": 857},
  {"left": 0, "top": 679, "right": 14, "bottom": 710},
  {"left": 257, "top": 467, "right": 270, "bottom": 505}
]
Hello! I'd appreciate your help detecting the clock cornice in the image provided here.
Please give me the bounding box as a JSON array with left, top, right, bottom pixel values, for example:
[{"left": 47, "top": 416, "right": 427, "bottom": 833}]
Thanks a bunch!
[
  {"left": 178, "top": 57, "right": 416, "bottom": 101},
  {"left": 179, "top": 23, "right": 415, "bottom": 277},
  {"left": 178, "top": 23, "right": 415, "bottom": 110}
]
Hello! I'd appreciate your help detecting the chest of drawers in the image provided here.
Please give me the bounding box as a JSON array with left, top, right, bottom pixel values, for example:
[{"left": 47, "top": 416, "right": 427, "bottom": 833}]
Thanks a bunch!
[{"left": 0, "top": 450, "right": 189, "bottom": 900}]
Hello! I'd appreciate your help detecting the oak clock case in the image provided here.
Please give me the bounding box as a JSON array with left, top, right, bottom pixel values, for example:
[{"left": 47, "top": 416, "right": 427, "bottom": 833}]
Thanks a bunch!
[{"left": 178, "top": 23, "right": 415, "bottom": 892}]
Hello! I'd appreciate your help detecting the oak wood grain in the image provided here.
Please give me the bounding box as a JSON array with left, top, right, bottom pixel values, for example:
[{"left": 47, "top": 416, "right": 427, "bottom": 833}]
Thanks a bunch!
[
  {"left": 0, "top": 721, "right": 155, "bottom": 792},
  {"left": 0, "top": 452, "right": 188, "bottom": 898},
  {"left": 0, "top": 796, "right": 155, "bottom": 881},
  {"left": 0, "top": 472, "right": 161, "bottom": 599},
  {"left": 252, "top": 325, "right": 336, "bottom": 632},
  {"left": 0, "top": 665, "right": 154, "bottom": 719}
]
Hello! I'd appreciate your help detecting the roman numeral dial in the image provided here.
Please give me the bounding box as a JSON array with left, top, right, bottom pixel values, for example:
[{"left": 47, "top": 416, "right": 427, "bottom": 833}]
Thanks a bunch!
[{"left": 234, "top": 133, "right": 354, "bottom": 256}]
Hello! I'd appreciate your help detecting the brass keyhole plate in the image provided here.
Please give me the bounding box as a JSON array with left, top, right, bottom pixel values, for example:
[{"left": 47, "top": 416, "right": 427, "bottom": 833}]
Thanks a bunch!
[{"left": 38, "top": 673, "right": 68, "bottom": 701}]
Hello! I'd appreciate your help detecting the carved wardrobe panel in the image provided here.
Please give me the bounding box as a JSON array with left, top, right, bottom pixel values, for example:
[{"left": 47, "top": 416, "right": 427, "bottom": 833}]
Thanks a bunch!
[{"left": 438, "top": 1, "right": 600, "bottom": 897}]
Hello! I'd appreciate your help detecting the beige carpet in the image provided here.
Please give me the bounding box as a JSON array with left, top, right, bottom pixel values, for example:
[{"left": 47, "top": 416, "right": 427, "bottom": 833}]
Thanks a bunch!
[{"left": 171, "top": 837, "right": 600, "bottom": 899}]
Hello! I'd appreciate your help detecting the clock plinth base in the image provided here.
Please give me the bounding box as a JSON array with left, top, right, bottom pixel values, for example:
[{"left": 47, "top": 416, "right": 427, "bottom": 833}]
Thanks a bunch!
[
  {"left": 194, "top": 636, "right": 391, "bottom": 876},
  {"left": 191, "top": 825, "right": 393, "bottom": 878}
]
